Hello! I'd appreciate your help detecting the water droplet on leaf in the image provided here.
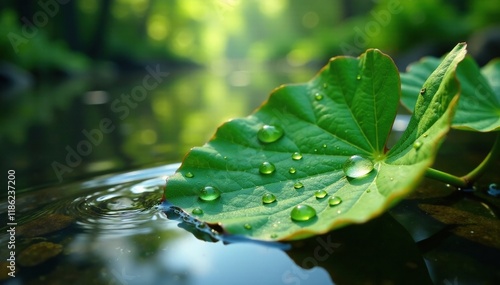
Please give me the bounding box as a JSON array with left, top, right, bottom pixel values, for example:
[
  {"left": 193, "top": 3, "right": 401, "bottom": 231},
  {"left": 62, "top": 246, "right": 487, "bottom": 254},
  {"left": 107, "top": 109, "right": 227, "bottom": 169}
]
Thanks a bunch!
[
  {"left": 262, "top": 193, "right": 277, "bottom": 204},
  {"left": 343, "top": 155, "right": 374, "bottom": 178},
  {"left": 294, "top": 182, "right": 304, "bottom": 189},
  {"left": 314, "top": 93, "right": 323, "bottom": 101},
  {"left": 244, "top": 223, "right": 252, "bottom": 230},
  {"left": 420, "top": 88, "right": 426, "bottom": 95},
  {"left": 291, "top": 152, "right": 303, "bottom": 160},
  {"left": 184, "top": 172, "right": 194, "bottom": 178},
  {"left": 289, "top": 167, "right": 296, "bottom": 174},
  {"left": 291, "top": 205, "right": 316, "bottom": 221},
  {"left": 199, "top": 186, "right": 221, "bottom": 201},
  {"left": 259, "top": 162, "right": 276, "bottom": 174},
  {"left": 258, "top": 125, "right": 284, "bottom": 143},
  {"left": 315, "top": 190, "right": 327, "bottom": 199},
  {"left": 413, "top": 141, "right": 423, "bottom": 150},
  {"left": 192, "top": 207, "right": 203, "bottom": 215},
  {"left": 356, "top": 75, "right": 361, "bottom": 80},
  {"left": 328, "top": 196, "right": 342, "bottom": 206},
  {"left": 270, "top": 233, "right": 278, "bottom": 238}
]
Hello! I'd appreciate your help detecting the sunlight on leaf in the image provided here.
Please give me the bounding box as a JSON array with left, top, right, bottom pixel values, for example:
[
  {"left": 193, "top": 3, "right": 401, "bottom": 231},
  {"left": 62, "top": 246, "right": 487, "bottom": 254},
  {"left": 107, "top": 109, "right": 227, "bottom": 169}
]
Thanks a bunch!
[
  {"left": 164, "top": 43, "right": 467, "bottom": 241},
  {"left": 401, "top": 55, "right": 500, "bottom": 132}
]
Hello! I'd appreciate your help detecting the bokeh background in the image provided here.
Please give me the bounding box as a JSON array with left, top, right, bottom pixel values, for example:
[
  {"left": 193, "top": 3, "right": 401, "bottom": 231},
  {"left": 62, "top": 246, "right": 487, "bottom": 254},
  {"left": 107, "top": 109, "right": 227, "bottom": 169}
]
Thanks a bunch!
[{"left": 1, "top": 0, "right": 499, "bottom": 188}]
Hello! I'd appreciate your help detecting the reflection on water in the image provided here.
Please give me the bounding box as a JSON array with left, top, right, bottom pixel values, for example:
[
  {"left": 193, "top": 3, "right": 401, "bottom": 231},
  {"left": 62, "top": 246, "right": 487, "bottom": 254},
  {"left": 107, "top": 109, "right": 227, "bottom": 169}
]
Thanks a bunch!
[
  {"left": 0, "top": 65, "right": 316, "bottom": 189},
  {"left": 0, "top": 164, "right": 331, "bottom": 285}
]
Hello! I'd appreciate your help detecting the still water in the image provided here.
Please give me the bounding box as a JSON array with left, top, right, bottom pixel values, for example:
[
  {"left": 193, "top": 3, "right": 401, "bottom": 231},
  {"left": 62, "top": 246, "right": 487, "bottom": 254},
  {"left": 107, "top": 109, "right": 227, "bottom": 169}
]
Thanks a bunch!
[{"left": 1, "top": 65, "right": 499, "bottom": 284}]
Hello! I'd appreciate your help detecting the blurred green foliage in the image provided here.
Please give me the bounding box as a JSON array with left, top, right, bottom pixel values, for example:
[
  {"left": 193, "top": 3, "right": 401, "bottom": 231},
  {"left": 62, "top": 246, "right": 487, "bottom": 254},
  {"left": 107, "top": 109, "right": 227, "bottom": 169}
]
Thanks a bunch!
[{"left": 1, "top": 0, "right": 499, "bottom": 72}]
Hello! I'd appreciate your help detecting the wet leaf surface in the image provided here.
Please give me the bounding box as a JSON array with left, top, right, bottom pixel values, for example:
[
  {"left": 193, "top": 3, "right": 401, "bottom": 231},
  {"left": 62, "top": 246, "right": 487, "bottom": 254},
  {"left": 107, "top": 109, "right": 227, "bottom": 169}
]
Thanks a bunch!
[{"left": 165, "top": 44, "right": 467, "bottom": 240}]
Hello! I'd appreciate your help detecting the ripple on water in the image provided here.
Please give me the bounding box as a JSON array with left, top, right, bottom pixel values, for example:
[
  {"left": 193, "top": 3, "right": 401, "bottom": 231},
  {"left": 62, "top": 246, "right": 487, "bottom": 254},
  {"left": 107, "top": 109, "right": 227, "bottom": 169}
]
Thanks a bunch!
[
  {"left": 67, "top": 178, "right": 167, "bottom": 235},
  {"left": 15, "top": 165, "right": 180, "bottom": 238}
]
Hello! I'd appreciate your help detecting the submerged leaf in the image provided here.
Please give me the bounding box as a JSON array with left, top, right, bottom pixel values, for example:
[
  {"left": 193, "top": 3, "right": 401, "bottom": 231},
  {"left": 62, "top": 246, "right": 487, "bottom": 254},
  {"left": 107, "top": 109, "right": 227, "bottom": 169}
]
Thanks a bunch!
[
  {"left": 165, "top": 44, "right": 466, "bottom": 241},
  {"left": 401, "top": 55, "right": 500, "bottom": 132}
]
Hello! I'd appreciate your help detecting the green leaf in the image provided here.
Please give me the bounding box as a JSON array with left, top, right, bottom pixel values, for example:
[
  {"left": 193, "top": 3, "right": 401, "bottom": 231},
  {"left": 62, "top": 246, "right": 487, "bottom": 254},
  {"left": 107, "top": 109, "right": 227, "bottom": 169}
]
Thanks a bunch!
[
  {"left": 165, "top": 44, "right": 466, "bottom": 241},
  {"left": 401, "top": 55, "right": 500, "bottom": 132}
]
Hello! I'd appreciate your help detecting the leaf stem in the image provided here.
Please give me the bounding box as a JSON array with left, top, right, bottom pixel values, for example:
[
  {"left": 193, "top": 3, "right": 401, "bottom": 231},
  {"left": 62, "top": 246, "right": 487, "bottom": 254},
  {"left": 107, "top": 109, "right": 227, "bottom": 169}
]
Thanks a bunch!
[
  {"left": 462, "top": 131, "right": 500, "bottom": 184},
  {"left": 425, "top": 167, "right": 468, "bottom": 188},
  {"left": 426, "top": 132, "right": 500, "bottom": 188}
]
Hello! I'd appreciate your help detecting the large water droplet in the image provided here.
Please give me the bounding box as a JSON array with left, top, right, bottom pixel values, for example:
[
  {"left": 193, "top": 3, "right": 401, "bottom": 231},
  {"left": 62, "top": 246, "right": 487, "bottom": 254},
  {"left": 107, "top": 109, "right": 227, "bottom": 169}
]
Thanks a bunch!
[
  {"left": 192, "top": 207, "right": 203, "bottom": 215},
  {"left": 291, "top": 152, "right": 303, "bottom": 160},
  {"left": 314, "top": 93, "right": 323, "bottom": 101},
  {"left": 289, "top": 167, "right": 296, "bottom": 174},
  {"left": 294, "top": 182, "right": 304, "bottom": 189},
  {"left": 262, "top": 193, "right": 276, "bottom": 204},
  {"left": 199, "top": 186, "right": 221, "bottom": 201},
  {"left": 258, "top": 125, "right": 284, "bottom": 143},
  {"left": 259, "top": 162, "right": 276, "bottom": 174},
  {"left": 184, "top": 172, "right": 194, "bottom": 178},
  {"left": 315, "top": 190, "right": 327, "bottom": 199},
  {"left": 343, "top": 155, "right": 374, "bottom": 178},
  {"left": 328, "top": 196, "right": 342, "bottom": 206},
  {"left": 291, "top": 205, "right": 316, "bottom": 221}
]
